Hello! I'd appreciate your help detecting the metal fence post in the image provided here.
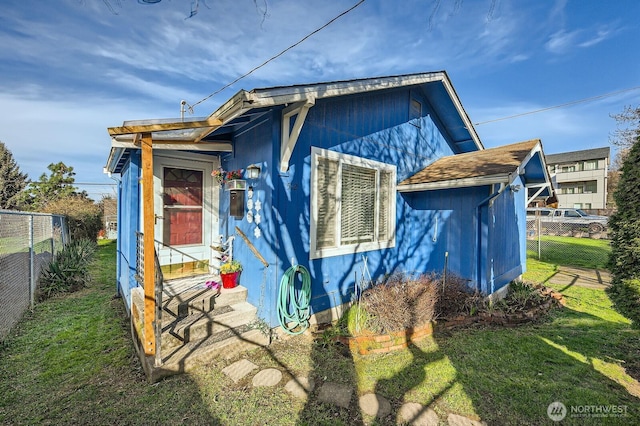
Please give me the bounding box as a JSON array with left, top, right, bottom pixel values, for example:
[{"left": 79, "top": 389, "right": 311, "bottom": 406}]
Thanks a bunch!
[
  {"left": 51, "top": 215, "right": 55, "bottom": 256},
  {"left": 537, "top": 215, "right": 541, "bottom": 260},
  {"left": 29, "top": 215, "right": 35, "bottom": 309}
]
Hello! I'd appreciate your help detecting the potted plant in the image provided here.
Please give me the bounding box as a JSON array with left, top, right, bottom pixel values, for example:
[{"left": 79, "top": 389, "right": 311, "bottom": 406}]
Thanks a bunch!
[
  {"left": 225, "top": 169, "right": 246, "bottom": 190},
  {"left": 211, "top": 169, "right": 225, "bottom": 186},
  {"left": 219, "top": 259, "right": 242, "bottom": 289}
]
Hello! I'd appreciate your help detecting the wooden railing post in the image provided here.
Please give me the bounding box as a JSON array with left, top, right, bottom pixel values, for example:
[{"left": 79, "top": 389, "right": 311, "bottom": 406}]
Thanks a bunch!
[{"left": 141, "top": 132, "right": 156, "bottom": 356}]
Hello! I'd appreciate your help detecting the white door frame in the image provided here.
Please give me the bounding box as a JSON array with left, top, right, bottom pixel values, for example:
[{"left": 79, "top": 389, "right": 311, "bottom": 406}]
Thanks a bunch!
[{"left": 150, "top": 151, "right": 220, "bottom": 266}]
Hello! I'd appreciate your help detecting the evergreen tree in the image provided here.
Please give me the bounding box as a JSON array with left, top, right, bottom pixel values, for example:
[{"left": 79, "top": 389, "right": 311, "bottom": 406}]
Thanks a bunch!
[
  {"left": 21, "top": 162, "right": 82, "bottom": 211},
  {"left": 0, "top": 141, "right": 28, "bottom": 210},
  {"left": 607, "top": 136, "right": 640, "bottom": 326},
  {"left": 609, "top": 137, "right": 640, "bottom": 281}
]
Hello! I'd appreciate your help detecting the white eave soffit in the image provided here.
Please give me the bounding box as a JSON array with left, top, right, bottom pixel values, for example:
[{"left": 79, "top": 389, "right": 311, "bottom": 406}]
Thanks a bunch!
[{"left": 397, "top": 174, "right": 511, "bottom": 192}]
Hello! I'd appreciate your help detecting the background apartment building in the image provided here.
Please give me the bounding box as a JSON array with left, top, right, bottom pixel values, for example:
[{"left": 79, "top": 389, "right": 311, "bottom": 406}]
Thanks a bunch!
[{"left": 545, "top": 147, "right": 609, "bottom": 210}]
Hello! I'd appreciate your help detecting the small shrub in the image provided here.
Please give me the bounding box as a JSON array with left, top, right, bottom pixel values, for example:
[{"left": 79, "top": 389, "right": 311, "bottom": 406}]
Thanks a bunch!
[
  {"left": 357, "top": 272, "right": 476, "bottom": 333},
  {"left": 502, "top": 281, "right": 544, "bottom": 313},
  {"left": 43, "top": 196, "right": 103, "bottom": 241},
  {"left": 606, "top": 278, "right": 640, "bottom": 328},
  {"left": 340, "top": 303, "right": 373, "bottom": 335},
  {"left": 439, "top": 275, "right": 480, "bottom": 318},
  {"left": 38, "top": 239, "right": 97, "bottom": 300}
]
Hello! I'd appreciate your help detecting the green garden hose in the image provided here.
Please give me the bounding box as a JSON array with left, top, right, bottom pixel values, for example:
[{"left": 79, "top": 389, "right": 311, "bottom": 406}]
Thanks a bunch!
[{"left": 277, "top": 264, "right": 312, "bottom": 335}]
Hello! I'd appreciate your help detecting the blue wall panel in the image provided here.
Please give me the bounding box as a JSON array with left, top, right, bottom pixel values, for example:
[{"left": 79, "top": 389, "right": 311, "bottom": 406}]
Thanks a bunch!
[
  {"left": 486, "top": 177, "right": 527, "bottom": 293},
  {"left": 217, "top": 114, "right": 281, "bottom": 325},
  {"left": 116, "top": 151, "right": 140, "bottom": 314}
]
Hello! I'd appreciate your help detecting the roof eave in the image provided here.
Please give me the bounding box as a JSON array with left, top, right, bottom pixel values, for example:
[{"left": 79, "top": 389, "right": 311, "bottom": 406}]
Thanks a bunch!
[
  {"left": 397, "top": 174, "right": 511, "bottom": 192},
  {"left": 105, "top": 147, "right": 125, "bottom": 174},
  {"left": 247, "top": 72, "right": 448, "bottom": 106}
]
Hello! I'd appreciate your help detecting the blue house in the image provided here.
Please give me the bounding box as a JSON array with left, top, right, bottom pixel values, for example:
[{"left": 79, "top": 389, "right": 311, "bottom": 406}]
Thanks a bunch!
[{"left": 105, "top": 71, "right": 551, "bottom": 378}]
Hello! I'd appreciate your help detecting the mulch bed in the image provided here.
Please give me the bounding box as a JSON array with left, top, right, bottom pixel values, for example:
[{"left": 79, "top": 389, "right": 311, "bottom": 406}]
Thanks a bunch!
[{"left": 335, "top": 286, "right": 565, "bottom": 356}]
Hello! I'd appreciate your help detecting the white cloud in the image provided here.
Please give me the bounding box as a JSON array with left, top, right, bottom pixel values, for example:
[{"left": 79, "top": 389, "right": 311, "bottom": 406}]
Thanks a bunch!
[
  {"left": 579, "top": 28, "right": 613, "bottom": 48},
  {"left": 545, "top": 29, "right": 581, "bottom": 54}
]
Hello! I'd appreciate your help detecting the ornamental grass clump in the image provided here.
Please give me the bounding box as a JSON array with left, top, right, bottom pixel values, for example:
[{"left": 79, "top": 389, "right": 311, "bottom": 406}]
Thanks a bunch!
[
  {"left": 38, "top": 239, "right": 97, "bottom": 300},
  {"left": 356, "top": 272, "right": 475, "bottom": 334}
]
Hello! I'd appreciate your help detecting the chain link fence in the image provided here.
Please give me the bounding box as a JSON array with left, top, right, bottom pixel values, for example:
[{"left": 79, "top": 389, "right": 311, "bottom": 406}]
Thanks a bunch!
[
  {"left": 0, "top": 211, "right": 69, "bottom": 340},
  {"left": 526, "top": 217, "right": 610, "bottom": 269}
]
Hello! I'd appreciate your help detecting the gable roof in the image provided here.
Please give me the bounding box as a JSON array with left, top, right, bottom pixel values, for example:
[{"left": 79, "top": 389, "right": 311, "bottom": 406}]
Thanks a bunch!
[
  {"left": 398, "top": 139, "right": 546, "bottom": 192},
  {"left": 545, "top": 147, "right": 610, "bottom": 165},
  {"left": 106, "top": 71, "right": 483, "bottom": 173}
]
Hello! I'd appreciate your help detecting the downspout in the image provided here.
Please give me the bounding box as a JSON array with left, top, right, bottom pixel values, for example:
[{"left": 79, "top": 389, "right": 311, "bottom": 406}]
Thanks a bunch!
[{"left": 475, "top": 186, "right": 503, "bottom": 293}]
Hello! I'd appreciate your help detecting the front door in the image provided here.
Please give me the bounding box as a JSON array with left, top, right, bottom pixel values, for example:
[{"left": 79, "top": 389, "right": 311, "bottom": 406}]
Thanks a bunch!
[{"left": 153, "top": 153, "right": 219, "bottom": 267}]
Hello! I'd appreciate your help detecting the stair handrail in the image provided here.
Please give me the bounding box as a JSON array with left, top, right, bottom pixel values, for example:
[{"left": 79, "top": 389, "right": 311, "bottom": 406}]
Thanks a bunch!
[
  {"left": 134, "top": 231, "right": 164, "bottom": 367},
  {"left": 153, "top": 251, "right": 163, "bottom": 367}
]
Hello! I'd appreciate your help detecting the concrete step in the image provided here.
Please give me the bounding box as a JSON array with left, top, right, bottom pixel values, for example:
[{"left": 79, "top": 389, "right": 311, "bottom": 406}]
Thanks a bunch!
[
  {"left": 161, "top": 301, "right": 258, "bottom": 350},
  {"left": 149, "top": 328, "right": 271, "bottom": 382},
  {"left": 162, "top": 273, "right": 218, "bottom": 297},
  {"left": 162, "top": 285, "right": 248, "bottom": 319}
]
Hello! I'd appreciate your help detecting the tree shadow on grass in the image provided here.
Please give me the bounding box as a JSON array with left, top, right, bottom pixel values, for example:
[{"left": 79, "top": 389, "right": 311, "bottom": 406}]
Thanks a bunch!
[
  {"left": 299, "top": 301, "right": 640, "bottom": 425},
  {"left": 431, "top": 305, "right": 640, "bottom": 425}
]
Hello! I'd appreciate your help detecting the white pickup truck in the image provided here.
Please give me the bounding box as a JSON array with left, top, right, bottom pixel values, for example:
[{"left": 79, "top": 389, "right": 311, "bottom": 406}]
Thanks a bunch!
[{"left": 526, "top": 208, "right": 609, "bottom": 233}]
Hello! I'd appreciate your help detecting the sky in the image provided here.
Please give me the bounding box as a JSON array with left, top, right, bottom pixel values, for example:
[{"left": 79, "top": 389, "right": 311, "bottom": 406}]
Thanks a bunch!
[{"left": 0, "top": 0, "right": 638, "bottom": 200}]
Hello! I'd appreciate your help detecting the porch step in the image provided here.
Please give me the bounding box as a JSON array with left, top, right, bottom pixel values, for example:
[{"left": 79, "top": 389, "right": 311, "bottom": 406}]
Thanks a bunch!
[
  {"left": 161, "top": 301, "right": 258, "bottom": 350},
  {"left": 150, "top": 328, "right": 271, "bottom": 382},
  {"left": 162, "top": 273, "right": 219, "bottom": 297},
  {"left": 162, "top": 285, "right": 248, "bottom": 319}
]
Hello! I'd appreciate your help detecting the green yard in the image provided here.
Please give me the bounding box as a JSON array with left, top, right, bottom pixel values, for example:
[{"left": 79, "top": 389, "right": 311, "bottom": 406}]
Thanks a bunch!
[
  {"left": 0, "top": 239, "right": 638, "bottom": 425},
  {"left": 527, "top": 235, "right": 611, "bottom": 270}
]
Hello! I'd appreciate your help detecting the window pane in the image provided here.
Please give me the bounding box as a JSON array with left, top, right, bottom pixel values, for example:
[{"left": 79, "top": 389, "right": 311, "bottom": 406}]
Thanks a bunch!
[
  {"left": 163, "top": 168, "right": 203, "bottom": 246},
  {"left": 316, "top": 157, "right": 338, "bottom": 249},
  {"left": 341, "top": 164, "right": 376, "bottom": 245},
  {"left": 584, "top": 160, "right": 598, "bottom": 170}
]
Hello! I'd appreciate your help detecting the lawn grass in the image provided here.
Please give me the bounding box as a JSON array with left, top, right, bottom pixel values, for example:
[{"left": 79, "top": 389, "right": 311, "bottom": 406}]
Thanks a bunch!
[
  {"left": 526, "top": 235, "right": 611, "bottom": 269},
  {"left": 1, "top": 240, "right": 638, "bottom": 425}
]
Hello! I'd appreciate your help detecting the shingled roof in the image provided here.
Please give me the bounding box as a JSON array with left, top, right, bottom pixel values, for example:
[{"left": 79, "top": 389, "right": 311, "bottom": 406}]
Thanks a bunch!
[
  {"left": 545, "top": 147, "right": 610, "bottom": 165},
  {"left": 398, "top": 139, "right": 541, "bottom": 191}
]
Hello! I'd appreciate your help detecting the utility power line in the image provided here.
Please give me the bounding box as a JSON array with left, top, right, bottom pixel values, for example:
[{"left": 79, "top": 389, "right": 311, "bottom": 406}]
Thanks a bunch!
[
  {"left": 474, "top": 85, "right": 640, "bottom": 126},
  {"left": 189, "top": 0, "right": 366, "bottom": 110}
]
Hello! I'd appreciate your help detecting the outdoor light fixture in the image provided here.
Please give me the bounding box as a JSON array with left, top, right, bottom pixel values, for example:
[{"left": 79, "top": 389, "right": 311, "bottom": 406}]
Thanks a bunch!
[{"left": 247, "top": 164, "right": 261, "bottom": 179}]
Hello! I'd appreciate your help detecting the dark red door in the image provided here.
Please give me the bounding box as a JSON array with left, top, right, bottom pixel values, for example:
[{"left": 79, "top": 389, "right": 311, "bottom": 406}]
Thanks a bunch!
[{"left": 163, "top": 168, "right": 203, "bottom": 246}]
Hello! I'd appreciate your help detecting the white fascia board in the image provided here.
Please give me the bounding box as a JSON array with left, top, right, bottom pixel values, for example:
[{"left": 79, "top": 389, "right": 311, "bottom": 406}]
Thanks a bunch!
[
  {"left": 246, "top": 72, "right": 447, "bottom": 108},
  {"left": 111, "top": 140, "right": 232, "bottom": 152},
  {"left": 517, "top": 141, "right": 553, "bottom": 193},
  {"left": 193, "top": 90, "right": 253, "bottom": 143},
  {"left": 440, "top": 76, "right": 484, "bottom": 151},
  {"left": 105, "top": 147, "right": 125, "bottom": 173},
  {"left": 397, "top": 174, "right": 510, "bottom": 192}
]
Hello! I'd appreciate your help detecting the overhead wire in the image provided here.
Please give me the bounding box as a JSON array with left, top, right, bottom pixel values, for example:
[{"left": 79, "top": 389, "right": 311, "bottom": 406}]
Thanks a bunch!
[
  {"left": 188, "top": 0, "right": 366, "bottom": 110},
  {"left": 474, "top": 85, "right": 640, "bottom": 126}
]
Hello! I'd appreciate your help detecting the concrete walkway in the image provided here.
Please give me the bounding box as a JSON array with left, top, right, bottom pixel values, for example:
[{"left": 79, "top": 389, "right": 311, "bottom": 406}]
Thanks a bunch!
[{"left": 547, "top": 266, "right": 611, "bottom": 290}]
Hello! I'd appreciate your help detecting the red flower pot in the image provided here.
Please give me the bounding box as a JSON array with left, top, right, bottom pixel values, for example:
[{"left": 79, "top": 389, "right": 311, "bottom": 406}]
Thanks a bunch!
[{"left": 220, "top": 271, "right": 240, "bottom": 289}]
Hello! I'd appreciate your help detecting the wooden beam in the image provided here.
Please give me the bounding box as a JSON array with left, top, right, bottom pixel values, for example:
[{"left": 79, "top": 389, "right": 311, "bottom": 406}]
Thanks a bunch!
[
  {"left": 141, "top": 133, "right": 156, "bottom": 356},
  {"left": 108, "top": 117, "right": 223, "bottom": 136},
  {"left": 111, "top": 140, "right": 233, "bottom": 152}
]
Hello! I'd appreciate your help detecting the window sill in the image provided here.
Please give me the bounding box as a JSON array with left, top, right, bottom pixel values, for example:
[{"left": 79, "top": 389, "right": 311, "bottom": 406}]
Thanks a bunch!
[{"left": 310, "top": 239, "right": 395, "bottom": 260}]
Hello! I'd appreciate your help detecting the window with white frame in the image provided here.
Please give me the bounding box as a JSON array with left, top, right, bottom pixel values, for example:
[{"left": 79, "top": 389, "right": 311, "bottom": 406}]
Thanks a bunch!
[{"left": 310, "top": 147, "right": 396, "bottom": 259}]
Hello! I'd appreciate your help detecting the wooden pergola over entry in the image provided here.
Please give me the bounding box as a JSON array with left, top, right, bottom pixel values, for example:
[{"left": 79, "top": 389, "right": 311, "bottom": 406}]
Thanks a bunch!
[{"left": 107, "top": 117, "right": 223, "bottom": 357}]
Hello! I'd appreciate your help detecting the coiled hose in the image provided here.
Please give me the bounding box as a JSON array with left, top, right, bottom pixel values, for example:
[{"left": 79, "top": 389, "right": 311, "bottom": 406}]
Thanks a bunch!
[{"left": 277, "top": 264, "right": 311, "bottom": 335}]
